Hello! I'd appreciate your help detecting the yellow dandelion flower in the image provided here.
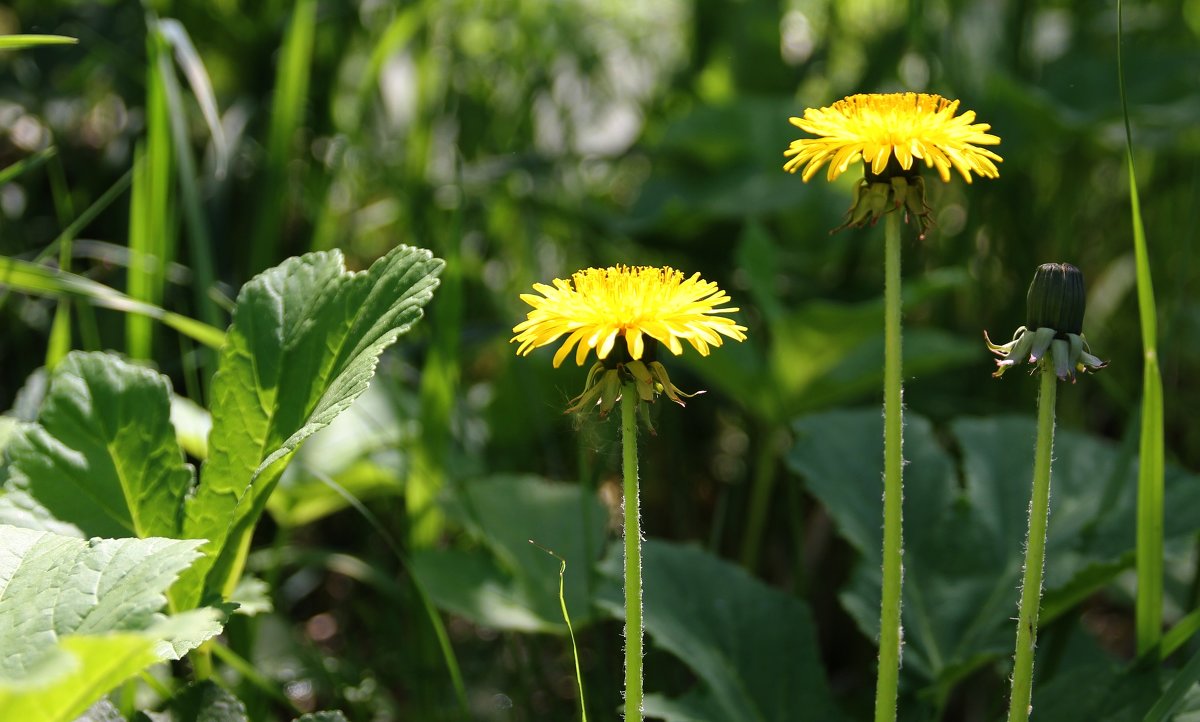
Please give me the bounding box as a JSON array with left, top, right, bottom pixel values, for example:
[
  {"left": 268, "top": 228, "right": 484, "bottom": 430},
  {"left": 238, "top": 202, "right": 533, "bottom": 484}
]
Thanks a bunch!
[
  {"left": 512, "top": 265, "right": 748, "bottom": 368},
  {"left": 783, "top": 92, "right": 1002, "bottom": 184}
]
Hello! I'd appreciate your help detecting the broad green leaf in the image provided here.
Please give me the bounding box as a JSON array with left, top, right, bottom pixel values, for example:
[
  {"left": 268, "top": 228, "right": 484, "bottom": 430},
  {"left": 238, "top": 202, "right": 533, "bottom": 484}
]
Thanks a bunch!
[
  {"left": 0, "top": 633, "right": 159, "bottom": 722},
  {"left": 597, "top": 540, "right": 845, "bottom": 722},
  {"left": 1032, "top": 653, "right": 1159, "bottom": 722},
  {"left": 294, "top": 713, "right": 350, "bottom": 722},
  {"left": 411, "top": 475, "right": 607, "bottom": 632},
  {"left": 177, "top": 246, "right": 442, "bottom": 610},
  {"left": 0, "top": 525, "right": 222, "bottom": 721},
  {"left": 4, "top": 352, "right": 193, "bottom": 539},
  {"left": 786, "top": 410, "right": 1200, "bottom": 703},
  {"left": 0, "top": 489, "right": 83, "bottom": 536}
]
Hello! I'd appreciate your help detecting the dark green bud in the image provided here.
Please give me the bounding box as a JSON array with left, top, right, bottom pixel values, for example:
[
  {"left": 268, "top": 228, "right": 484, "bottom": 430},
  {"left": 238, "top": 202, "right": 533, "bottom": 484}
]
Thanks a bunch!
[{"left": 1026, "top": 263, "right": 1085, "bottom": 336}]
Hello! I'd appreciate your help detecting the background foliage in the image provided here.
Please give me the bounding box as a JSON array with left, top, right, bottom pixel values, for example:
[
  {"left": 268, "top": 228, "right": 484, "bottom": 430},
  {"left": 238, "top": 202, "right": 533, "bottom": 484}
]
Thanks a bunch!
[{"left": 0, "top": 0, "right": 1198, "bottom": 719}]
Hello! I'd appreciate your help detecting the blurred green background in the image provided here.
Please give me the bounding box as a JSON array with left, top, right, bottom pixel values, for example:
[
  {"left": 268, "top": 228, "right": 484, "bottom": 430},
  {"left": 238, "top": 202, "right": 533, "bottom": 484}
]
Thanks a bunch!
[{"left": 0, "top": 0, "right": 1198, "bottom": 719}]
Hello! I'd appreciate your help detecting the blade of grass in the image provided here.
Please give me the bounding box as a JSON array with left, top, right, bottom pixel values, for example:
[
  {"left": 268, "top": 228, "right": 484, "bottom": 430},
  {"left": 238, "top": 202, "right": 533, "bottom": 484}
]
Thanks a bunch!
[
  {"left": 0, "top": 146, "right": 57, "bottom": 185},
  {"left": 209, "top": 642, "right": 300, "bottom": 714},
  {"left": 248, "top": 0, "right": 316, "bottom": 273},
  {"left": 1161, "top": 607, "right": 1200, "bottom": 660},
  {"left": 0, "top": 255, "right": 225, "bottom": 348},
  {"left": 44, "top": 149, "right": 76, "bottom": 369},
  {"left": 1117, "top": 0, "right": 1166, "bottom": 657},
  {"left": 127, "top": 23, "right": 178, "bottom": 360},
  {"left": 0, "top": 34, "right": 77, "bottom": 49},
  {"left": 157, "top": 19, "right": 229, "bottom": 179},
  {"left": 126, "top": 144, "right": 154, "bottom": 359},
  {"left": 1141, "top": 644, "right": 1200, "bottom": 722},
  {"left": 150, "top": 17, "right": 220, "bottom": 334}
]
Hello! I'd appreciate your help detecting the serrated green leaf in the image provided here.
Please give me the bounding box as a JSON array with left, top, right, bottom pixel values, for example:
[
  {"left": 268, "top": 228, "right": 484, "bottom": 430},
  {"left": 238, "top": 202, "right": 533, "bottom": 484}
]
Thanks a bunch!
[
  {"left": 0, "top": 488, "right": 83, "bottom": 536},
  {"left": 0, "top": 633, "right": 159, "bottom": 722},
  {"left": 149, "top": 608, "right": 224, "bottom": 661},
  {"left": 0, "top": 525, "right": 222, "bottom": 722},
  {"left": 226, "top": 576, "right": 272, "bottom": 617},
  {"left": 597, "top": 540, "right": 846, "bottom": 722},
  {"left": 786, "top": 410, "right": 1200, "bottom": 702},
  {"left": 3, "top": 352, "right": 193, "bottom": 540},
  {"left": 175, "top": 246, "right": 442, "bottom": 610},
  {"left": 412, "top": 475, "right": 608, "bottom": 632}
]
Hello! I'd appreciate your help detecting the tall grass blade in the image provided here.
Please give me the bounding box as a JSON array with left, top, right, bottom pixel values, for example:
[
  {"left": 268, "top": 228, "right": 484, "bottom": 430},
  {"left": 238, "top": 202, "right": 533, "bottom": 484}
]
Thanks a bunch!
[
  {"left": 1117, "top": 0, "right": 1166, "bottom": 656},
  {"left": 45, "top": 152, "right": 76, "bottom": 369},
  {"left": 248, "top": 0, "right": 316, "bottom": 273},
  {"left": 157, "top": 19, "right": 229, "bottom": 178},
  {"left": 126, "top": 146, "right": 154, "bottom": 359},
  {"left": 150, "top": 17, "right": 221, "bottom": 334},
  {"left": 126, "top": 30, "right": 176, "bottom": 360},
  {"left": 0, "top": 255, "right": 225, "bottom": 348},
  {"left": 0, "top": 146, "right": 57, "bottom": 185}
]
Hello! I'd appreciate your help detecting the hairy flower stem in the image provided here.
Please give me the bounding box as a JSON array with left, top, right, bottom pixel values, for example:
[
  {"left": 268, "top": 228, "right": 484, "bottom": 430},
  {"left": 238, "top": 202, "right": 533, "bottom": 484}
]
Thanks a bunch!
[
  {"left": 620, "top": 389, "right": 644, "bottom": 720},
  {"left": 1008, "top": 366, "right": 1057, "bottom": 722},
  {"left": 875, "top": 211, "right": 904, "bottom": 722}
]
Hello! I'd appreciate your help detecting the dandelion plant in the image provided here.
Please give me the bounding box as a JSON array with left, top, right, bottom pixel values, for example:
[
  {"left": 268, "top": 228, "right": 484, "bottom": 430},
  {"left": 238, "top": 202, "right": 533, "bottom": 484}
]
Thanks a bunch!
[
  {"left": 785, "top": 92, "right": 1001, "bottom": 722},
  {"left": 987, "top": 263, "right": 1107, "bottom": 722},
  {"left": 513, "top": 265, "right": 747, "bottom": 719}
]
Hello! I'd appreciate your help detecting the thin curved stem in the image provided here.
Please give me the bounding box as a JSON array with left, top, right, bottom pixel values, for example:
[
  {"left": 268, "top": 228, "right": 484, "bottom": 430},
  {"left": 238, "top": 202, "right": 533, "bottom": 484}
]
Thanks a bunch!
[
  {"left": 1008, "top": 366, "right": 1058, "bottom": 722},
  {"left": 875, "top": 211, "right": 904, "bottom": 722},
  {"left": 621, "top": 389, "right": 643, "bottom": 720}
]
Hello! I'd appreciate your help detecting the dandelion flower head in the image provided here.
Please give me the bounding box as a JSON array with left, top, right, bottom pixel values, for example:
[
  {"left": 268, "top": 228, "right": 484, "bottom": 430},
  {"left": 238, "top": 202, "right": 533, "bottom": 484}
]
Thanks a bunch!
[
  {"left": 783, "top": 92, "right": 1002, "bottom": 183},
  {"left": 512, "top": 265, "right": 748, "bottom": 368}
]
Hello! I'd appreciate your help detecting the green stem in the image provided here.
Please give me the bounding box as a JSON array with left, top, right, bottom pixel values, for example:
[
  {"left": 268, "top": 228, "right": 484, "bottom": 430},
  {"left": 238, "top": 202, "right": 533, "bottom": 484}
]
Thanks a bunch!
[
  {"left": 621, "top": 389, "right": 643, "bottom": 721},
  {"left": 1008, "top": 366, "right": 1058, "bottom": 722},
  {"left": 874, "top": 211, "right": 904, "bottom": 722},
  {"left": 739, "top": 423, "right": 781, "bottom": 571}
]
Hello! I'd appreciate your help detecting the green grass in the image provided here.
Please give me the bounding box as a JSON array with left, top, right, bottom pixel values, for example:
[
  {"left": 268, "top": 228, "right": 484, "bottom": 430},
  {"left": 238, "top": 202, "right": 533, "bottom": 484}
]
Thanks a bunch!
[{"left": 1118, "top": 0, "right": 1166, "bottom": 658}]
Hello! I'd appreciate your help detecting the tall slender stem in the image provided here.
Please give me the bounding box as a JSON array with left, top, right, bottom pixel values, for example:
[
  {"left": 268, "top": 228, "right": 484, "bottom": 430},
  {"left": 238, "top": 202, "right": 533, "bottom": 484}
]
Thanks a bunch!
[
  {"left": 1008, "top": 366, "right": 1058, "bottom": 722},
  {"left": 739, "top": 423, "right": 781, "bottom": 571},
  {"left": 620, "top": 389, "right": 643, "bottom": 720},
  {"left": 875, "top": 211, "right": 904, "bottom": 722}
]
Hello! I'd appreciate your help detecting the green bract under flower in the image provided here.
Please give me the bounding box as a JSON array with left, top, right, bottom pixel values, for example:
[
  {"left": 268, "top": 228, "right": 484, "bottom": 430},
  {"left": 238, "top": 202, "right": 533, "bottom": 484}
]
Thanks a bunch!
[{"left": 985, "top": 263, "right": 1107, "bottom": 382}]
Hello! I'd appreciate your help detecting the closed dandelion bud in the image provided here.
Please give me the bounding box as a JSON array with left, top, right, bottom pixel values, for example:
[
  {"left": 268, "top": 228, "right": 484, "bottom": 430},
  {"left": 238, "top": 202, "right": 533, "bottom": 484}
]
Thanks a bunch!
[
  {"left": 1026, "top": 263, "right": 1085, "bottom": 336},
  {"left": 985, "top": 262, "right": 1107, "bottom": 382}
]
